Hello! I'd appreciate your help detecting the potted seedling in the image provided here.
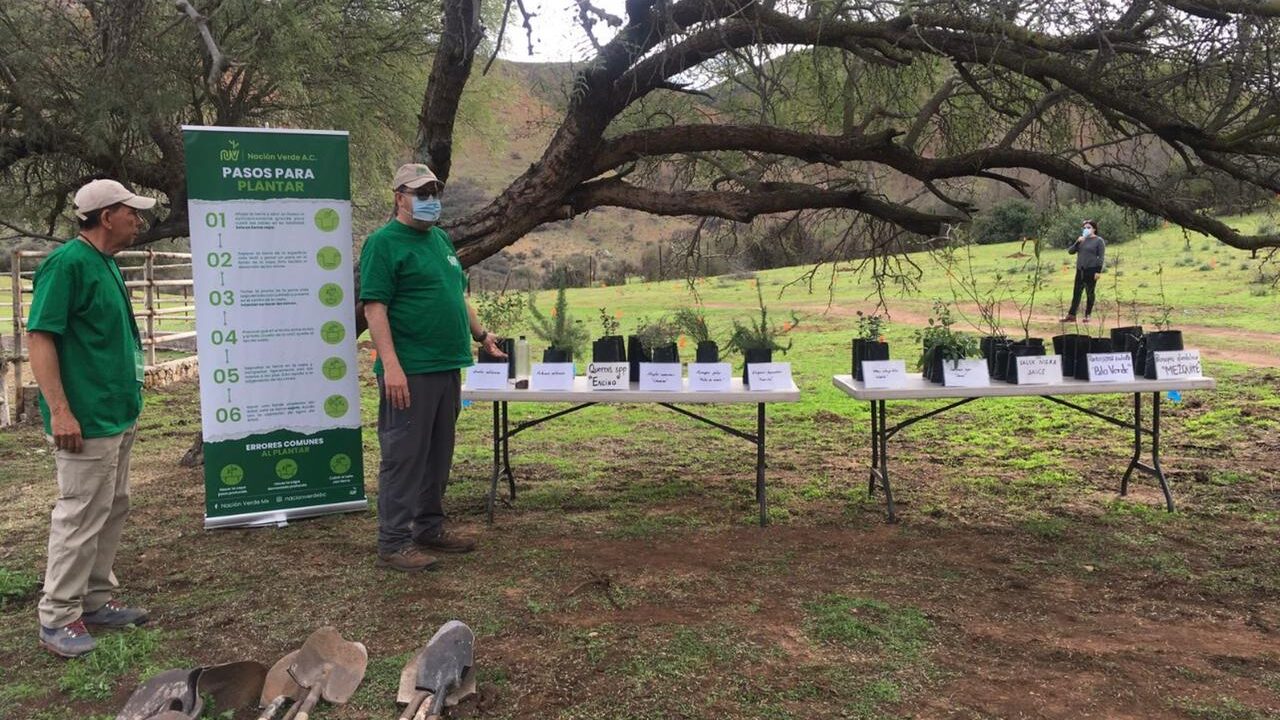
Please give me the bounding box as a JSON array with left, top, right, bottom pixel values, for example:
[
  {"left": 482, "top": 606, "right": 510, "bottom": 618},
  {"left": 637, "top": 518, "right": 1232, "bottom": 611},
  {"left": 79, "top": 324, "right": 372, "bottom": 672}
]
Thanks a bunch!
[
  {"left": 1106, "top": 255, "right": 1143, "bottom": 359},
  {"left": 593, "top": 307, "right": 626, "bottom": 363},
  {"left": 636, "top": 315, "right": 681, "bottom": 363},
  {"left": 1003, "top": 238, "right": 1048, "bottom": 384},
  {"left": 1052, "top": 292, "right": 1090, "bottom": 378},
  {"left": 1143, "top": 263, "right": 1183, "bottom": 379},
  {"left": 727, "top": 285, "right": 799, "bottom": 386},
  {"left": 674, "top": 306, "right": 720, "bottom": 362},
  {"left": 937, "top": 242, "right": 1010, "bottom": 379},
  {"left": 474, "top": 289, "right": 526, "bottom": 377},
  {"left": 915, "top": 300, "right": 979, "bottom": 384},
  {"left": 528, "top": 284, "right": 589, "bottom": 363},
  {"left": 852, "top": 311, "right": 889, "bottom": 381}
]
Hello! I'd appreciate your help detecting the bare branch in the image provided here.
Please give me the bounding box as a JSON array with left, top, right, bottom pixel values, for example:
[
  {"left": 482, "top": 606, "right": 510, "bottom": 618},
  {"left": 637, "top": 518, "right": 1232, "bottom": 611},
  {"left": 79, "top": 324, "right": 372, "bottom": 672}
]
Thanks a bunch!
[{"left": 174, "top": 0, "right": 229, "bottom": 88}]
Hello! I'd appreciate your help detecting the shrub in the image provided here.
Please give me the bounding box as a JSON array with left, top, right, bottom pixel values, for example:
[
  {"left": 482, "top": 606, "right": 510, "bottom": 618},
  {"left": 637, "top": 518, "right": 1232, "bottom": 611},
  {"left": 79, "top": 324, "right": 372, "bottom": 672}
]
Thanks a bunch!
[
  {"left": 969, "top": 199, "right": 1040, "bottom": 245},
  {"left": 1039, "top": 200, "right": 1148, "bottom": 248}
]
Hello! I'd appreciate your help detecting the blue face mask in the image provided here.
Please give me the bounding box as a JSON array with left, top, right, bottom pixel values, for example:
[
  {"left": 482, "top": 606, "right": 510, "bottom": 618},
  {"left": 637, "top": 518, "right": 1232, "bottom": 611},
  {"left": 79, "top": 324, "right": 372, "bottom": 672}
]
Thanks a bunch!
[
  {"left": 1082, "top": 227, "right": 1094, "bottom": 237},
  {"left": 411, "top": 196, "right": 442, "bottom": 222}
]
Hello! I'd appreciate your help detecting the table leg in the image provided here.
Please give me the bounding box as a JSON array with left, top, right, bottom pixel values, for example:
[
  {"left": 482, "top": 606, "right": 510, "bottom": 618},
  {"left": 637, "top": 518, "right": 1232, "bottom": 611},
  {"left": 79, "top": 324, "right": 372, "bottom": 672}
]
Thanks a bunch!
[
  {"left": 756, "top": 403, "right": 767, "bottom": 527},
  {"left": 1119, "top": 391, "right": 1175, "bottom": 512},
  {"left": 501, "top": 401, "right": 515, "bottom": 500},
  {"left": 876, "top": 399, "right": 896, "bottom": 523},
  {"left": 868, "top": 401, "right": 879, "bottom": 496},
  {"left": 487, "top": 401, "right": 500, "bottom": 524},
  {"left": 1151, "top": 391, "right": 1174, "bottom": 512},
  {"left": 1121, "top": 392, "right": 1141, "bottom": 496}
]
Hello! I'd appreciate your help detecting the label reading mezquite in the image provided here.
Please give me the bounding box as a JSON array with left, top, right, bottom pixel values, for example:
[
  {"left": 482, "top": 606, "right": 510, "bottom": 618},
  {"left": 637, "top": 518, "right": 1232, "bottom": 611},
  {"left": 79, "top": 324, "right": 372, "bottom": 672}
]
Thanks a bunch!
[{"left": 183, "top": 126, "right": 364, "bottom": 526}]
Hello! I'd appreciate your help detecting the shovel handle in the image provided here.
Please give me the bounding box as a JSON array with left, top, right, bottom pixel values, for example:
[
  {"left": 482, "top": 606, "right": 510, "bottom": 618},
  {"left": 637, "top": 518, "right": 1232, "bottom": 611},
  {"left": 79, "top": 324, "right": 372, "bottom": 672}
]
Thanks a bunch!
[
  {"left": 293, "top": 684, "right": 323, "bottom": 720},
  {"left": 282, "top": 685, "right": 318, "bottom": 720},
  {"left": 257, "top": 695, "right": 289, "bottom": 720},
  {"left": 399, "top": 690, "right": 429, "bottom": 720}
]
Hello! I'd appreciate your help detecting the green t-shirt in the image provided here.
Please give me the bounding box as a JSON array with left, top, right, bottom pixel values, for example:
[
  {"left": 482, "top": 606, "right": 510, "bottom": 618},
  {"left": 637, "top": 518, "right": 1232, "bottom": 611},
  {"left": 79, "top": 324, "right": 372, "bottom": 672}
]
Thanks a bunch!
[
  {"left": 26, "top": 238, "right": 143, "bottom": 438},
  {"left": 358, "top": 220, "right": 472, "bottom": 375}
]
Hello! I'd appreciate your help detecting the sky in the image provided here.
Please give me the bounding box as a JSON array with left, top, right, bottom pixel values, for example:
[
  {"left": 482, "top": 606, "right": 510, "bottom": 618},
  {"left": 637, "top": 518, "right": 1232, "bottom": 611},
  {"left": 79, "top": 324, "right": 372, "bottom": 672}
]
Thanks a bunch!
[{"left": 495, "top": 0, "right": 628, "bottom": 63}]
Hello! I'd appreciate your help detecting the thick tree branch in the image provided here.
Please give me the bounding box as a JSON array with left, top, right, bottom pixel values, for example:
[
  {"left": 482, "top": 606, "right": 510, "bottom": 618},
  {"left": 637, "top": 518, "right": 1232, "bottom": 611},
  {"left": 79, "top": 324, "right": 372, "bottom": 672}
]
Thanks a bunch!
[{"left": 561, "top": 177, "right": 965, "bottom": 235}]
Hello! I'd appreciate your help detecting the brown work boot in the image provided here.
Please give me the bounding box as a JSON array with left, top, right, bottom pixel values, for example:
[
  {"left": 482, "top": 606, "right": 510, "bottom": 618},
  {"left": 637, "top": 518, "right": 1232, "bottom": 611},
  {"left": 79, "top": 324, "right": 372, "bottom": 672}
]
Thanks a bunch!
[
  {"left": 377, "top": 545, "right": 440, "bottom": 572},
  {"left": 415, "top": 528, "right": 477, "bottom": 554}
]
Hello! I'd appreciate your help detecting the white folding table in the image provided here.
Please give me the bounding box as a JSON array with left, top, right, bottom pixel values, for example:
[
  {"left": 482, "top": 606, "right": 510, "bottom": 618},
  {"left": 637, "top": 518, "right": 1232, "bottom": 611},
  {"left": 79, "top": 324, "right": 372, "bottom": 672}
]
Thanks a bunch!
[
  {"left": 462, "top": 377, "right": 802, "bottom": 526},
  {"left": 832, "top": 374, "right": 1216, "bottom": 521}
]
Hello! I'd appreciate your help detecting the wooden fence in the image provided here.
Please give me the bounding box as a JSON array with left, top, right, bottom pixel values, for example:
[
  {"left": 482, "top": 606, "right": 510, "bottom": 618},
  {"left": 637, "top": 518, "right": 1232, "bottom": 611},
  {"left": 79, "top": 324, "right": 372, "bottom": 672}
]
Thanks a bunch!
[{"left": 2, "top": 249, "right": 195, "bottom": 426}]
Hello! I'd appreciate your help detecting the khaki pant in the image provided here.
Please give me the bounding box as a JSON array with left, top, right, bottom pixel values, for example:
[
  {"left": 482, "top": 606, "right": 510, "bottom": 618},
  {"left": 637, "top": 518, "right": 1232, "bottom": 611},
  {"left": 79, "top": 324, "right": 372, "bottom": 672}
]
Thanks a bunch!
[{"left": 38, "top": 424, "right": 137, "bottom": 629}]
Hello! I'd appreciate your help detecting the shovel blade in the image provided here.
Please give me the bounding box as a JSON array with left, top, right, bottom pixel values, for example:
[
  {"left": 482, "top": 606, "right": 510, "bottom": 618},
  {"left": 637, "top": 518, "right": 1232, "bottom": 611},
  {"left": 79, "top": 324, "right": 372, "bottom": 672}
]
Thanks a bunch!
[
  {"left": 198, "top": 660, "right": 268, "bottom": 713},
  {"left": 116, "top": 668, "right": 202, "bottom": 720},
  {"left": 415, "top": 621, "right": 475, "bottom": 695},
  {"left": 260, "top": 650, "right": 301, "bottom": 706}
]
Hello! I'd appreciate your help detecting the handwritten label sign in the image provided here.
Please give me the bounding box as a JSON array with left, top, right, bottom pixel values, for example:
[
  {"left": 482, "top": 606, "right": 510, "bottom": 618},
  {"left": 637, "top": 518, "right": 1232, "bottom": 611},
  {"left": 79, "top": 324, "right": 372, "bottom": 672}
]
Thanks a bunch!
[
  {"left": 587, "top": 362, "right": 630, "bottom": 390},
  {"left": 530, "top": 363, "right": 575, "bottom": 391},
  {"left": 688, "top": 362, "right": 732, "bottom": 392},
  {"left": 1087, "top": 353, "right": 1135, "bottom": 383},
  {"left": 862, "top": 360, "right": 908, "bottom": 390},
  {"left": 639, "top": 363, "right": 682, "bottom": 391},
  {"left": 747, "top": 362, "right": 793, "bottom": 391},
  {"left": 1153, "top": 350, "right": 1203, "bottom": 380},
  {"left": 942, "top": 359, "right": 990, "bottom": 387},
  {"left": 1014, "top": 355, "right": 1064, "bottom": 386},
  {"left": 466, "top": 364, "right": 509, "bottom": 390}
]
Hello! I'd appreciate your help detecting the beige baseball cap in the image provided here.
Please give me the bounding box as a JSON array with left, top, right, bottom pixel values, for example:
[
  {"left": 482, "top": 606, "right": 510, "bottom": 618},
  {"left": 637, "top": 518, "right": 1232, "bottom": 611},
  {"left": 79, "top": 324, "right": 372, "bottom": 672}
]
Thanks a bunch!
[
  {"left": 391, "top": 163, "right": 442, "bottom": 191},
  {"left": 74, "top": 179, "right": 157, "bottom": 220}
]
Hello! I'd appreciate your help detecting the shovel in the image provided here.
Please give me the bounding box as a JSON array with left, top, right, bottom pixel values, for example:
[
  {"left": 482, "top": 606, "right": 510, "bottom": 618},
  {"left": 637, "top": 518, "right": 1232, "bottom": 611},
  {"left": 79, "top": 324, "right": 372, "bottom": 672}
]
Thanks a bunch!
[
  {"left": 257, "top": 651, "right": 302, "bottom": 720},
  {"left": 116, "top": 668, "right": 203, "bottom": 720},
  {"left": 286, "top": 627, "right": 369, "bottom": 720},
  {"left": 399, "top": 621, "right": 475, "bottom": 720},
  {"left": 396, "top": 648, "right": 476, "bottom": 715},
  {"left": 198, "top": 660, "right": 267, "bottom": 716}
]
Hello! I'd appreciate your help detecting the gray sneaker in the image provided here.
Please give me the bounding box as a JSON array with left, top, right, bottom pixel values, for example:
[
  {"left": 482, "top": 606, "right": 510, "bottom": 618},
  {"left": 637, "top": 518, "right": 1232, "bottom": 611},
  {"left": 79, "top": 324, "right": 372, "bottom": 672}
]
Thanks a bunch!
[
  {"left": 40, "top": 619, "right": 96, "bottom": 658},
  {"left": 82, "top": 599, "right": 149, "bottom": 628}
]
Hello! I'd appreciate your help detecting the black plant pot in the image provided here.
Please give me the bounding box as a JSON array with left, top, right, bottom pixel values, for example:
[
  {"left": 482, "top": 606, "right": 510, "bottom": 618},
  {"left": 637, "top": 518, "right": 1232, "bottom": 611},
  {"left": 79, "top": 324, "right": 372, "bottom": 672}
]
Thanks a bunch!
[
  {"left": 1075, "top": 337, "right": 1113, "bottom": 380},
  {"left": 1053, "top": 334, "right": 1091, "bottom": 377},
  {"left": 1005, "top": 338, "right": 1047, "bottom": 384},
  {"left": 651, "top": 343, "right": 680, "bottom": 363},
  {"left": 1129, "top": 334, "right": 1147, "bottom": 375},
  {"left": 478, "top": 338, "right": 513, "bottom": 377},
  {"left": 932, "top": 354, "right": 947, "bottom": 384},
  {"left": 695, "top": 341, "right": 719, "bottom": 363},
  {"left": 981, "top": 336, "right": 1012, "bottom": 379},
  {"left": 1111, "top": 326, "right": 1143, "bottom": 352},
  {"left": 743, "top": 347, "right": 773, "bottom": 386},
  {"left": 1143, "top": 330, "right": 1184, "bottom": 379},
  {"left": 853, "top": 339, "right": 890, "bottom": 381},
  {"left": 593, "top": 335, "right": 625, "bottom": 363},
  {"left": 542, "top": 348, "right": 572, "bottom": 363},
  {"left": 627, "top": 335, "right": 650, "bottom": 382}
]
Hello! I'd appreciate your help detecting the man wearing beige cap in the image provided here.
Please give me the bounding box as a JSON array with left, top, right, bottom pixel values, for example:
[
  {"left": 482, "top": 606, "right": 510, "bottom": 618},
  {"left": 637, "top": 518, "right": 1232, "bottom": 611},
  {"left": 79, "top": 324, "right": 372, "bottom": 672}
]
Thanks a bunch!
[
  {"left": 360, "top": 163, "right": 503, "bottom": 572},
  {"left": 27, "top": 178, "right": 155, "bottom": 657}
]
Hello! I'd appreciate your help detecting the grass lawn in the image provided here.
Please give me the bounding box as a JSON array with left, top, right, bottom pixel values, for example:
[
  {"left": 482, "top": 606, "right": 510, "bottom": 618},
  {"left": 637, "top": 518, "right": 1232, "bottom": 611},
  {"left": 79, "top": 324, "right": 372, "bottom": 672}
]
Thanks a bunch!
[{"left": 0, "top": 218, "right": 1277, "bottom": 719}]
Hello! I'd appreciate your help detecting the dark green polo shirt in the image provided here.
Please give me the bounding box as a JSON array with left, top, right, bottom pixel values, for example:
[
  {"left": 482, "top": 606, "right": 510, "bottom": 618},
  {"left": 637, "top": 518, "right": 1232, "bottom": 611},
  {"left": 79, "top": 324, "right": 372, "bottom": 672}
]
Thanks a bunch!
[
  {"left": 358, "top": 220, "right": 471, "bottom": 375},
  {"left": 26, "top": 238, "right": 143, "bottom": 437}
]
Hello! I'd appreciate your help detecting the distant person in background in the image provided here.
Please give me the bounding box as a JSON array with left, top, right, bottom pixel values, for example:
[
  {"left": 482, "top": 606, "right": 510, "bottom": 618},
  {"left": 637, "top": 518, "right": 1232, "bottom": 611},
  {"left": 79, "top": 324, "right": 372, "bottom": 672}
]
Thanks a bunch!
[
  {"left": 1060, "top": 219, "right": 1106, "bottom": 323},
  {"left": 27, "top": 179, "right": 155, "bottom": 657}
]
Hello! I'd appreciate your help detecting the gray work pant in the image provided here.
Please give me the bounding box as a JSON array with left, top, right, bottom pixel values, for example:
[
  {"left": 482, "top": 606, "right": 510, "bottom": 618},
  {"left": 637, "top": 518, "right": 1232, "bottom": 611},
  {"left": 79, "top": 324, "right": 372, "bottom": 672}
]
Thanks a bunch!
[{"left": 376, "top": 371, "right": 461, "bottom": 554}]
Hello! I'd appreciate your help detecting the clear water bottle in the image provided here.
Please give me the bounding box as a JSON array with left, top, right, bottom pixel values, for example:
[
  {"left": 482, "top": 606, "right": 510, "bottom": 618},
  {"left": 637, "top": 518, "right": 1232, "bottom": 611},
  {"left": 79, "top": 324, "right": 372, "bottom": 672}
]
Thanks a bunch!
[{"left": 514, "top": 336, "right": 531, "bottom": 378}]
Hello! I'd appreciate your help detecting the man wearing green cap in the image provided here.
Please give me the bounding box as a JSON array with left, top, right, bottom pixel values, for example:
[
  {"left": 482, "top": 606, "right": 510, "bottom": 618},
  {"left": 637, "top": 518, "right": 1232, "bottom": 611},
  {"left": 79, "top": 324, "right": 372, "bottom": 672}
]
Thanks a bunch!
[
  {"left": 28, "top": 178, "right": 156, "bottom": 657},
  {"left": 360, "top": 163, "right": 504, "bottom": 572}
]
